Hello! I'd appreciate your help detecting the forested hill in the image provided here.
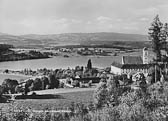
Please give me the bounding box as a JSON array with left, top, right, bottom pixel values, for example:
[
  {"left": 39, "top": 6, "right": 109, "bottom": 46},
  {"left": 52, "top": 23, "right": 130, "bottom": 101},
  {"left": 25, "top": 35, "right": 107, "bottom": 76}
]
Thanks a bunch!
[
  {"left": 0, "top": 44, "right": 49, "bottom": 62},
  {"left": 0, "top": 32, "right": 148, "bottom": 48}
]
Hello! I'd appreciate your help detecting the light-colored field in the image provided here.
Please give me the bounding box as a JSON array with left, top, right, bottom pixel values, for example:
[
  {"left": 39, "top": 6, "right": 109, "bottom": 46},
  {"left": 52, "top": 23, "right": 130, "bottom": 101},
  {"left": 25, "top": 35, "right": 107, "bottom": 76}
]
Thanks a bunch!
[
  {"left": 0, "top": 74, "right": 31, "bottom": 84},
  {"left": 30, "top": 87, "right": 95, "bottom": 95},
  {"left": 0, "top": 88, "right": 95, "bottom": 110}
]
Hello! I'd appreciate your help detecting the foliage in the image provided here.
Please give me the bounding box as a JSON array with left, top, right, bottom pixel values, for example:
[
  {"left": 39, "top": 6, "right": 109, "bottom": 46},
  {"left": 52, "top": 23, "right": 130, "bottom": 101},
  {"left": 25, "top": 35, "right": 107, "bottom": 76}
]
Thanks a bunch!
[
  {"left": 87, "top": 59, "right": 92, "bottom": 70},
  {"left": 1, "top": 80, "right": 168, "bottom": 121},
  {"left": 2, "top": 79, "right": 19, "bottom": 94},
  {"left": 48, "top": 73, "right": 59, "bottom": 89},
  {"left": 33, "top": 78, "right": 42, "bottom": 91},
  {"left": 0, "top": 44, "right": 13, "bottom": 53},
  {"left": 25, "top": 79, "right": 34, "bottom": 94},
  {"left": 148, "top": 15, "right": 168, "bottom": 62},
  {"left": 15, "top": 85, "right": 24, "bottom": 93},
  {"left": 41, "top": 76, "right": 50, "bottom": 90},
  {"left": 148, "top": 65, "right": 161, "bottom": 84},
  {"left": 0, "top": 85, "right": 4, "bottom": 96},
  {"left": 93, "top": 81, "right": 109, "bottom": 108}
]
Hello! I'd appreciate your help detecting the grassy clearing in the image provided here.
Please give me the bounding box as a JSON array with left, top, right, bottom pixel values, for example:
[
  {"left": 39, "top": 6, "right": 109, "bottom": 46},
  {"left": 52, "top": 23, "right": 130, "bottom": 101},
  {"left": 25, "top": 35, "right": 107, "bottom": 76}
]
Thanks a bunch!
[
  {"left": 0, "top": 90, "right": 94, "bottom": 110},
  {"left": 0, "top": 74, "right": 31, "bottom": 84}
]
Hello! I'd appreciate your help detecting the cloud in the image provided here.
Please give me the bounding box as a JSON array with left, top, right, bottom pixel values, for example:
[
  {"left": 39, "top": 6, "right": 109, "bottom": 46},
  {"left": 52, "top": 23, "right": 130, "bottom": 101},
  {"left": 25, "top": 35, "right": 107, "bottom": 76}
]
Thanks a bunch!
[
  {"left": 0, "top": 17, "right": 83, "bottom": 35},
  {"left": 96, "top": 16, "right": 124, "bottom": 24},
  {"left": 0, "top": 0, "right": 168, "bottom": 35},
  {"left": 97, "top": 16, "right": 112, "bottom": 23},
  {"left": 140, "top": 17, "right": 149, "bottom": 21}
]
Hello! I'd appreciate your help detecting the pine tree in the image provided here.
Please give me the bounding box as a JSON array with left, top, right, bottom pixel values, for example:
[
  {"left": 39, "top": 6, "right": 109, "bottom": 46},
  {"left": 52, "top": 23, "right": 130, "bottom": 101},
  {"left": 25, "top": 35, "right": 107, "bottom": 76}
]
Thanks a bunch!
[{"left": 148, "top": 15, "right": 168, "bottom": 62}]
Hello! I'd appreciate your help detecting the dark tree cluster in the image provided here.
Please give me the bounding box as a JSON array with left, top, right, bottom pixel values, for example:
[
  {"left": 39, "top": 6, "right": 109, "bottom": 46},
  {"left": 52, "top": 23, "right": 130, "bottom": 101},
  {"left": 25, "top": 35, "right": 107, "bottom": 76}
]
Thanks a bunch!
[
  {"left": 1, "top": 79, "right": 19, "bottom": 94},
  {"left": 0, "top": 44, "right": 13, "bottom": 53}
]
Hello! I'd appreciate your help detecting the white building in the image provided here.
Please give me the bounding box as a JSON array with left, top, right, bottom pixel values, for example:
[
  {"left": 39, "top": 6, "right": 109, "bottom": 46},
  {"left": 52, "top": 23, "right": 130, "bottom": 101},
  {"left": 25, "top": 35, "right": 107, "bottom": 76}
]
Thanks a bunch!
[{"left": 111, "top": 47, "right": 149, "bottom": 76}]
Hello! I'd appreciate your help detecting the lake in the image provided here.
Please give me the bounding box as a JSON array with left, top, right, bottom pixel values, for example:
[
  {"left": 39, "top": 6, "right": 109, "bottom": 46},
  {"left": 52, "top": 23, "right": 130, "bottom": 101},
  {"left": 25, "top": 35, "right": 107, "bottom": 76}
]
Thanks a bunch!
[{"left": 0, "top": 56, "right": 122, "bottom": 71}]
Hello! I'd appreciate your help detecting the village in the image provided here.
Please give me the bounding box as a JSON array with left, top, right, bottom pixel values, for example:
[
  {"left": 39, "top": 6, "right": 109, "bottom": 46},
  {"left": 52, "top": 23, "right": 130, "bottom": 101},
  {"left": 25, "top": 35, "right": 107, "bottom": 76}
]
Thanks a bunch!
[{"left": 1, "top": 44, "right": 168, "bottom": 98}]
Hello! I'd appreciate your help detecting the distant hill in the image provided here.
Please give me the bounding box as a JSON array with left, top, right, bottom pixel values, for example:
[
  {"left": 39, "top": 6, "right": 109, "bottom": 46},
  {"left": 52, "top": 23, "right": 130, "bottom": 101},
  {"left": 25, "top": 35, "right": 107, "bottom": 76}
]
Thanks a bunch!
[{"left": 0, "top": 32, "right": 148, "bottom": 48}]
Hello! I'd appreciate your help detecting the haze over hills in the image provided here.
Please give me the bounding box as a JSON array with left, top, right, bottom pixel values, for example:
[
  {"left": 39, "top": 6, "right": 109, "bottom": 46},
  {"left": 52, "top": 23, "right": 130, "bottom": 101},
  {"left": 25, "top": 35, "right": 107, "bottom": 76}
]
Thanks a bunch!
[{"left": 0, "top": 32, "right": 148, "bottom": 48}]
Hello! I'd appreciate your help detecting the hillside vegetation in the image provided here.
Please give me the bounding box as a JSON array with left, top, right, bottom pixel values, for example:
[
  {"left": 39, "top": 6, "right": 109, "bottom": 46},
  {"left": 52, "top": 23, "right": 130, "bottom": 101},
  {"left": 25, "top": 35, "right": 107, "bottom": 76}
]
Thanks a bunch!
[{"left": 0, "top": 32, "right": 148, "bottom": 48}]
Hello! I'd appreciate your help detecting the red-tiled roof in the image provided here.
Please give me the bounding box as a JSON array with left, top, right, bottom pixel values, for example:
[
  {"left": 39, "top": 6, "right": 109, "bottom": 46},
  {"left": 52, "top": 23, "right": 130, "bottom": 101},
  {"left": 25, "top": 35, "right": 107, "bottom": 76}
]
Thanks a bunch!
[{"left": 122, "top": 56, "right": 143, "bottom": 65}]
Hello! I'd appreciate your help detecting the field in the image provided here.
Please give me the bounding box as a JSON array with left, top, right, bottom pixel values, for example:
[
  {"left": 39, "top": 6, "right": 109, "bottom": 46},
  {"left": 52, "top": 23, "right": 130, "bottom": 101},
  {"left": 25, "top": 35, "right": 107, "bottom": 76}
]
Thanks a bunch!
[
  {"left": 0, "top": 89, "right": 94, "bottom": 111},
  {"left": 0, "top": 74, "right": 31, "bottom": 84}
]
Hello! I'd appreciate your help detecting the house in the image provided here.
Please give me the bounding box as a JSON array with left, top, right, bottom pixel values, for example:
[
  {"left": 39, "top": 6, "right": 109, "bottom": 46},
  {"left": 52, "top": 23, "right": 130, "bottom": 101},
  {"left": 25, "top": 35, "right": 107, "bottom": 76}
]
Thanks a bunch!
[{"left": 111, "top": 47, "right": 150, "bottom": 76}]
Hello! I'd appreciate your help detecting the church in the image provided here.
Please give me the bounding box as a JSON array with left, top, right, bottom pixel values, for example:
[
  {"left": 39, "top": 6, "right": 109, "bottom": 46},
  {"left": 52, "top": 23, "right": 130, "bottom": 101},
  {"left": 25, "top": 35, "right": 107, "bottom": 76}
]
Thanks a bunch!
[{"left": 110, "top": 47, "right": 150, "bottom": 76}]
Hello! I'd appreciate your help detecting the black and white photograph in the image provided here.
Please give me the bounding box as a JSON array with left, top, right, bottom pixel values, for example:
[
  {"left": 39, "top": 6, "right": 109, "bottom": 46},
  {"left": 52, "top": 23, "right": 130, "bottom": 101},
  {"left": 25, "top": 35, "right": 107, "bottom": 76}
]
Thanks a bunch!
[{"left": 0, "top": 0, "right": 168, "bottom": 120}]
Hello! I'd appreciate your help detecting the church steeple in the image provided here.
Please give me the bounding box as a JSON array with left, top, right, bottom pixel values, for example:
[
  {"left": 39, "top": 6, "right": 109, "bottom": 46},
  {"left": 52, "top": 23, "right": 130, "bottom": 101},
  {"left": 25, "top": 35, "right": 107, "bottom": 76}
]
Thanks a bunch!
[{"left": 143, "top": 47, "right": 148, "bottom": 64}]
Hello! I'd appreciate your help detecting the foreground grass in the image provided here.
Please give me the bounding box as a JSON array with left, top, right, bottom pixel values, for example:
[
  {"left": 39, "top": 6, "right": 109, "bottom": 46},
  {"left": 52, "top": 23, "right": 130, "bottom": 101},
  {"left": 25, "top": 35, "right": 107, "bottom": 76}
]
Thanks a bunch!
[{"left": 0, "top": 90, "right": 94, "bottom": 111}]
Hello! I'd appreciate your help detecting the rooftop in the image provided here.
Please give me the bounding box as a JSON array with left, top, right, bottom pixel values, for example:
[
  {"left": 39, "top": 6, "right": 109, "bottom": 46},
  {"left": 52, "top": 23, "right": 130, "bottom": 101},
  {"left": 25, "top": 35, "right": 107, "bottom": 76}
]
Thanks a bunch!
[{"left": 122, "top": 56, "right": 143, "bottom": 65}]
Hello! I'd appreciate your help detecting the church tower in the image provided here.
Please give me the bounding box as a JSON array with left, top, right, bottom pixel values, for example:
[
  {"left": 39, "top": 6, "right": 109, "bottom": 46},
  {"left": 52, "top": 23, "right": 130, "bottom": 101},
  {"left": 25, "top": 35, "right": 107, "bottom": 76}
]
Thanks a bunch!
[{"left": 143, "top": 47, "right": 148, "bottom": 64}]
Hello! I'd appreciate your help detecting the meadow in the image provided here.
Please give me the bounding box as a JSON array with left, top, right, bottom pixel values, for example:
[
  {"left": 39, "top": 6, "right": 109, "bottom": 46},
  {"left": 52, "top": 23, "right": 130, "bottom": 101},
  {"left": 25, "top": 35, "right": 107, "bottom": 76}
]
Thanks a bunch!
[
  {"left": 0, "top": 90, "right": 94, "bottom": 111},
  {"left": 0, "top": 73, "right": 31, "bottom": 84}
]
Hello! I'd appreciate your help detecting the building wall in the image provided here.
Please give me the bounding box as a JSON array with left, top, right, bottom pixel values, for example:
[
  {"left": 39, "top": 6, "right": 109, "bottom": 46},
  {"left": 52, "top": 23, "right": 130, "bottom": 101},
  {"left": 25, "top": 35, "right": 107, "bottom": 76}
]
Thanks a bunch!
[
  {"left": 111, "top": 65, "right": 122, "bottom": 75},
  {"left": 121, "top": 68, "right": 148, "bottom": 77}
]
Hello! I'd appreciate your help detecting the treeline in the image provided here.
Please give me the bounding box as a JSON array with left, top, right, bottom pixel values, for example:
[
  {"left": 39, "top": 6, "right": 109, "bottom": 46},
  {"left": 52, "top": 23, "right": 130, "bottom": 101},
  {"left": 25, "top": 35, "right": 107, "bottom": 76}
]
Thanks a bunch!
[
  {"left": 0, "top": 44, "right": 13, "bottom": 54},
  {"left": 0, "top": 44, "right": 13, "bottom": 51},
  {"left": 0, "top": 73, "right": 60, "bottom": 96},
  {"left": 0, "top": 65, "right": 103, "bottom": 95}
]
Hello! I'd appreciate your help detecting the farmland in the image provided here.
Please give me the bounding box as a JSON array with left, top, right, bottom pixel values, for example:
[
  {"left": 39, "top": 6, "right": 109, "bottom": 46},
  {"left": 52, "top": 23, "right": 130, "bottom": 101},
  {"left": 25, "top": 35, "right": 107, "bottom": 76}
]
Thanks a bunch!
[{"left": 0, "top": 88, "right": 94, "bottom": 111}]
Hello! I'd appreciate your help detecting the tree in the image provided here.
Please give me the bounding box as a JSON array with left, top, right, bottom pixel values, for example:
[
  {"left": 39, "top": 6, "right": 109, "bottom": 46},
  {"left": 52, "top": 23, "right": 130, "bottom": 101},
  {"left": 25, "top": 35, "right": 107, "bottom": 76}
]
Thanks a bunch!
[
  {"left": 48, "top": 73, "right": 59, "bottom": 89},
  {"left": 93, "top": 81, "right": 109, "bottom": 108},
  {"left": 0, "top": 85, "right": 4, "bottom": 96},
  {"left": 2, "top": 79, "right": 19, "bottom": 94},
  {"left": 148, "top": 15, "right": 168, "bottom": 62},
  {"left": 147, "top": 65, "right": 161, "bottom": 83},
  {"left": 41, "top": 76, "right": 49, "bottom": 90},
  {"left": 24, "top": 79, "right": 34, "bottom": 94},
  {"left": 87, "top": 59, "right": 92, "bottom": 70},
  {"left": 33, "top": 78, "right": 42, "bottom": 90}
]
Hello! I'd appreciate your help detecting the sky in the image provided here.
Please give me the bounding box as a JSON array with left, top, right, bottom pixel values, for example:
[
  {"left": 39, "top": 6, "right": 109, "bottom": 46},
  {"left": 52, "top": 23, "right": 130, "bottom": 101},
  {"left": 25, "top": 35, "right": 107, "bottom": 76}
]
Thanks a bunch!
[{"left": 0, "top": 0, "right": 168, "bottom": 35}]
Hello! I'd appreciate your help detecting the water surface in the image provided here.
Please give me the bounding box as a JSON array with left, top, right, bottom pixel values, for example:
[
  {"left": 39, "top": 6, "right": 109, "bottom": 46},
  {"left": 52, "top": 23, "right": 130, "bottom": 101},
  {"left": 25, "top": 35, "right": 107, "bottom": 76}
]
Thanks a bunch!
[{"left": 0, "top": 56, "right": 121, "bottom": 71}]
